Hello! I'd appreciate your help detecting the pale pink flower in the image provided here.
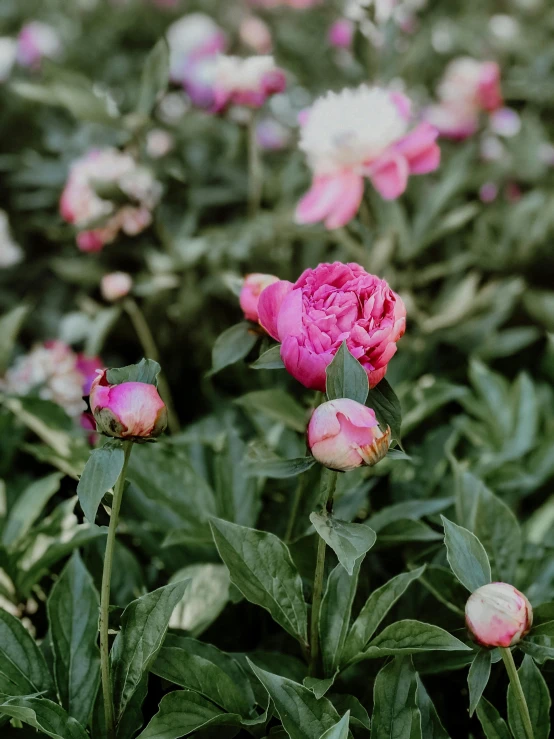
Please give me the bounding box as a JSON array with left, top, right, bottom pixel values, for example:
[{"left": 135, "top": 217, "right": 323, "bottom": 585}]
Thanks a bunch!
[
  {"left": 212, "top": 55, "right": 286, "bottom": 112},
  {"left": 256, "top": 118, "right": 291, "bottom": 151},
  {"left": 240, "top": 17, "right": 272, "bottom": 55},
  {"left": 465, "top": 582, "right": 532, "bottom": 648},
  {"left": 146, "top": 129, "right": 174, "bottom": 159},
  {"left": 328, "top": 19, "right": 355, "bottom": 49},
  {"left": 479, "top": 183, "right": 498, "bottom": 203},
  {"left": 489, "top": 107, "right": 521, "bottom": 138},
  {"left": 240, "top": 273, "right": 279, "bottom": 322},
  {"left": 258, "top": 262, "right": 406, "bottom": 391},
  {"left": 17, "top": 22, "right": 62, "bottom": 69},
  {"left": 308, "top": 399, "right": 390, "bottom": 471},
  {"left": 296, "top": 86, "right": 440, "bottom": 228},
  {"left": 101, "top": 272, "right": 133, "bottom": 302},
  {"left": 90, "top": 369, "right": 167, "bottom": 440}
]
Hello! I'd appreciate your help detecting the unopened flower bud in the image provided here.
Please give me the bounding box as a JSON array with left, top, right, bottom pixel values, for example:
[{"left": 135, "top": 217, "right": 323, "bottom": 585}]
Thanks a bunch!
[
  {"left": 328, "top": 19, "right": 354, "bottom": 49},
  {"left": 89, "top": 369, "right": 167, "bottom": 441},
  {"left": 101, "top": 272, "right": 133, "bottom": 302},
  {"left": 465, "top": 582, "right": 533, "bottom": 648},
  {"left": 239, "top": 273, "right": 279, "bottom": 322},
  {"left": 307, "top": 398, "right": 391, "bottom": 471}
]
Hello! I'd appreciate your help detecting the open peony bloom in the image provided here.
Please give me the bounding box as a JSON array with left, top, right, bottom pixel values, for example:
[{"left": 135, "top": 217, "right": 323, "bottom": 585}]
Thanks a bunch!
[
  {"left": 101, "top": 271, "right": 133, "bottom": 302},
  {"left": 17, "top": 22, "right": 62, "bottom": 69},
  {"left": 89, "top": 370, "right": 167, "bottom": 441},
  {"left": 258, "top": 262, "right": 406, "bottom": 391},
  {"left": 465, "top": 582, "right": 533, "bottom": 648},
  {"left": 60, "top": 148, "right": 162, "bottom": 252},
  {"left": 295, "top": 86, "right": 440, "bottom": 229},
  {"left": 212, "top": 55, "right": 286, "bottom": 112},
  {"left": 426, "top": 58, "right": 503, "bottom": 140},
  {"left": 308, "top": 399, "right": 391, "bottom": 471},
  {"left": 240, "top": 273, "right": 279, "bottom": 322}
]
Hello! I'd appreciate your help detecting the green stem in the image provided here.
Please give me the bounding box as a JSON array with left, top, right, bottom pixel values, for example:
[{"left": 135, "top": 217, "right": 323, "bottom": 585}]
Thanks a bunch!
[
  {"left": 123, "top": 297, "right": 180, "bottom": 435},
  {"left": 285, "top": 473, "right": 308, "bottom": 544},
  {"left": 99, "top": 440, "right": 133, "bottom": 739},
  {"left": 500, "top": 647, "right": 534, "bottom": 739},
  {"left": 309, "top": 469, "right": 338, "bottom": 676},
  {"left": 247, "top": 114, "right": 262, "bottom": 218}
]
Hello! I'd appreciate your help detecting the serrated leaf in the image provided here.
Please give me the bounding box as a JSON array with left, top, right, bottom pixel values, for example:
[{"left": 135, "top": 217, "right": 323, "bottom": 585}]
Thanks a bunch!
[
  {"left": 77, "top": 444, "right": 124, "bottom": 523},
  {"left": 137, "top": 37, "right": 170, "bottom": 115},
  {"left": 362, "top": 620, "right": 471, "bottom": 660},
  {"left": 47, "top": 552, "right": 100, "bottom": 726},
  {"left": 507, "top": 654, "right": 550, "bottom": 739},
  {"left": 106, "top": 358, "right": 161, "bottom": 386},
  {"left": 476, "top": 696, "right": 511, "bottom": 739},
  {"left": 366, "top": 378, "right": 402, "bottom": 443},
  {"left": 310, "top": 512, "right": 376, "bottom": 575},
  {"left": 250, "top": 344, "right": 285, "bottom": 369},
  {"left": 319, "top": 711, "right": 350, "bottom": 739},
  {"left": 442, "top": 516, "right": 491, "bottom": 592},
  {"left": 0, "top": 607, "right": 54, "bottom": 697},
  {"left": 210, "top": 518, "right": 308, "bottom": 646},
  {"left": 210, "top": 322, "right": 259, "bottom": 375},
  {"left": 325, "top": 341, "right": 369, "bottom": 405},
  {"left": 3, "top": 472, "right": 62, "bottom": 547},
  {"left": 0, "top": 696, "right": 88, "bottom": 739},
  {"left": 468, "top": 650, "right": 491, "bottom": 717},
  {"left": 372, "top": 656, "right": 422, "bottom": 739}
]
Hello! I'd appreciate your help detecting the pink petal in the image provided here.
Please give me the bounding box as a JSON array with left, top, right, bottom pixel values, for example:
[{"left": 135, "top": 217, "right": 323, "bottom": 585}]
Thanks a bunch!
[
  {"left": 295, "top": 175, "right": 350, "bottom": 225},
  {"left": 277, "top": 288, "right": 304, "bottom": 340},
  {"left": 395, "top": 123, "right": 441, "bottom": 174},
  {"left": 368, "top": 152, "right": 409, "bottom": 200},
  {"left": 257, "top": 280, "right": 294, "bottom": 340},
  {"left": 324, "top": 174, "right": 364, "bottom": 229},
  {"left": 281, "top": 335, "right": 330, "bottom": 391}
]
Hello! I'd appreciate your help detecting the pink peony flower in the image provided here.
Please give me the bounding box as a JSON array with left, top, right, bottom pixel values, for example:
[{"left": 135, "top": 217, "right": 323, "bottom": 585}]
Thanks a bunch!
[
  {"left": 308, "top": 399, "right": 390, "bottom": 471},
  {"left": 426, "top": 58, "right": 503, "bottom": 140},
  {"left": 295, "top": 86, "right": 440, "bottom": 228},
  {"left": 240, "top": 16, "right": 273, "bottom": 55},
  {"left": 240, "top": 273, "right": 279, "bottom": 322},
  {"left": 258, "top": 262, "right": 406, "bottom": 391},
  {"left": 465, "top": 582, "right": 533, "bottom": 648},
  {"left": 212, "top": 55, "right": 286, "bottom": 112},
  {"left": 17, "top": 22, "right": 62, "bottom": 69},
  {"left": 328, "top": 19, "right": 354, "bottom": 49},
  {"left": 89, "top": 369, "right": 167, "bottom": 440},
  {"left": 101, "top": 271, "right": 133, "bottom": 302}
]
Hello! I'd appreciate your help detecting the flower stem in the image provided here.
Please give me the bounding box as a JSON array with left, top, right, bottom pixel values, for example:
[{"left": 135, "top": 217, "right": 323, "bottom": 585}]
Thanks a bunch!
[
  {"left": 309, "top": 469, "right": 338, "bottom": 676},
  {"left": 285, "top": 473, "right": 308, "bottom": 544},
  {"left": 99, "top": 440, "right": 133, "bottom": 739},
  {"left": 247, "top": 114, "right": 262, "bottom": 218},
  {"left": 122, "top": 297, "right": 180, "bottom": 435},
  {"left": 500, "top": 647, "right": 534, "bottom": 739}
]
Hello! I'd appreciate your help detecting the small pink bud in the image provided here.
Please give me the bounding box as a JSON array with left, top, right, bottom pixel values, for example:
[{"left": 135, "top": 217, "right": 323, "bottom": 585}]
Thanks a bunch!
[
  {"left": 328, "top": 19, "right": 354, "bottom": 49},
  {"left": 307, "top": 398, "right": 391, "bottom": 472},
  {"left": 465, "top": 582, "right": 533, "bottom": 648},
  {"left": 479, "top": 182, "right": 498, "bottom": 203},
  {"left": 239, "top": 273, "right": 279, "bottom": 323},
  {"left": 89, "top": 370, "right": 167, "bottom": 441},
  {"left": 101, "top": 272, "right": 133, "bottom": 302}
]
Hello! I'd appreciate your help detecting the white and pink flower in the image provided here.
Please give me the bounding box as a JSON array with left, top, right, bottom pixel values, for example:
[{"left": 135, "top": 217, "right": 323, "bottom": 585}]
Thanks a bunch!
[
  {"left": 101, "top": 272, "right": 133, "bottom": 302},
  {"left": 295, "top": 86, "right": 440, "bottom": 229},
  {"left": 426, "top": 58, "right": 503, "bottom": 140},
  {"left": 465, "top": 582, "right": 532, "bottom": 648},
  {"left": 60, "top": 148, "right": 162, "bottom": 252},
  {"left": 17, "top": 22, "right": 62, "bottom": 69},
  {"left": 212, "top": 55, "right": 286, "bottom": 112},
  {"left": 240, "top": 273, "right": 279, "bottom": 322}
]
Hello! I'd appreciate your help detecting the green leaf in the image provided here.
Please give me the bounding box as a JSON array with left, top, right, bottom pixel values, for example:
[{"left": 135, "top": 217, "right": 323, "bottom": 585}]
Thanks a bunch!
[
  {"left": 168, "top": 564, "right": 229, "bottom": 637},
  {"left": 245, "top": 456, "right": 316, "bottom": 479},
  {"left": 325, "top": 341, "right": 369, "bottom": 405},
  {"left": 468, "top": 650, "right": 491, "bottom": 717},
  {"left": 106, "top": 358, "right": 161, "bottom": 387},
  {"left": 341, "top": 567, "right": 426, "bottom": 666},
  {"left": 473, "top": 486, "right": 521, "bottom": 583},
  {"left": 310, "top": 512, "right": 376, "bottom": 576},
  {"left": 476, "top": 696, "right": 511, "bottom": 739},
  {"left": 376, "top": 519, "right": 443, "bottom": 544},
  {"left": 210, "top": 518, "right": 308, "bottom": 646},
  {"left": 137, "top": 37, "right": 170, "bottom": 115},
  {"left": 2, "top": 472, "right": 62, "bottom": 547},
  {"left": 362, "top": 620, "right": 471, "bottom": 660},
  {"left": 441, "top": 516, "right": 491, "bottom": 592},
  {"left": 372, "top": 656, "right": 422, "bottom": 739},
  {"left": 210, "top": 322, "right": 259, "bottom": 375},
  {"left": 415, "top": 676, "right": 450, "bottom": 739},
  {"left": 77, "top": 443, "right": 124, "bottom": 523},
  {"left": 111, "top": 579, "right": 189, "bottom": 725},
  {"left": 366, "top": 499, "right": 452, "bottom": 532},
  {"left": 366, "top": 378, "right": 402, "bottom": 443},
  {"left": 248, "top": 660, "right": 340, "bottom": 739},
  {"left": 320, "top": 560, "right": 361, "bottom": 677},
  {"left": 520, "top": 621, "right": 554, "bottom": 663},
  {"left": 0, "top": 607, "right": 54, "bottom": 696},
  {"left": 0, "top": 696, "right": 88, "bottom": 739},
  {"left": 0, "top": 305, "right": 29, "bottom": 374},
  {"left": 319, "top": 711, "right": 350, "bottom": 739},
  {"left": 250, "top": 344, "right": 285, "bottom": 369},
  {"left": 304, "top": 676, "right": 336, "bottom": 699},
  {"left": 136, "top": 690, "right": 240, "bottom": 739},
  {"left": 507, "top": 654, "right": 551, "bottom": 739},
  {"left": 235, "top": 389, "right": 307, "bottom": 433},
  {"left": 329, "top": 694, "right": 370, "bottom": 731},
  {"left": 46, "top": 552, "right": 100, "bottom": 726},
  {"left": 418, "top": 565, "right": 468, "bottom": 616}
]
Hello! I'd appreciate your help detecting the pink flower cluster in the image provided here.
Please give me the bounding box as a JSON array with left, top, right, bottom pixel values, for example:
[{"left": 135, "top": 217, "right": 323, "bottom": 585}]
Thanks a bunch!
[
  {"left": 426, "top": 58, "right": 503, "bottom": 140},
  {"left": 296, "top": 86, "right": 440, "bottom": 229},
  {"left": 256, "top": 262, "right": 406, "bottom": 391},
  {"left": 60, "top": 148, "right": 162, "bottom": 252},
  {"left": 212, "top": 55, "right": 286, "bottom": 112}
]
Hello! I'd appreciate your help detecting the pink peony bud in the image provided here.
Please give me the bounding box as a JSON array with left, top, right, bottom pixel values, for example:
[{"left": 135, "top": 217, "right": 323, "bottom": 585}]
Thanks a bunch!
[
  {"left": 328, "top": 19, "right": 354, "bottom": 49},
  {"left": 89, "top": 369, "right": 167, "bottom": 441},
  {"left": 101, "top": 272, "right": 133, "bottom": 302},
  {"left": 239, "top": 273, "right": 279, "bottom": 322},
  {"left": 307, "top": 398, "right": 391, "bottom": 471},
  {"left": 465, "top": 582, "right": 533, "bottom": 648}
]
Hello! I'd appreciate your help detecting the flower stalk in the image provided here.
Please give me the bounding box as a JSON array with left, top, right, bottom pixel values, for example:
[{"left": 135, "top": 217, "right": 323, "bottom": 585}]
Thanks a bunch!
[{"left": 500, "top": 648, "right": 534, "bottom": 739}]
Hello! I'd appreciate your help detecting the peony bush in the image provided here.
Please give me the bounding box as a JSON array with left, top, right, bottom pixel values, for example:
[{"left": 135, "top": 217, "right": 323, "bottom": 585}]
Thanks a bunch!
[{"left": 0, "top": 1, "right": 553, "bottom": 738}]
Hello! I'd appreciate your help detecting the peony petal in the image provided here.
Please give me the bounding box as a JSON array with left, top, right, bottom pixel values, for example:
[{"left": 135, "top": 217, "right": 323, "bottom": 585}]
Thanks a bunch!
[
  {"left": 257, "top": 279, "right": 294, "bottom": 341},
  {"left": 281, "top": 336, "right": 330, "bottom": 391},
  {"left": 295, "top": 175, "right": 350, "bottom": 225},
  {"left": 277, "top": 288, "right": 304, "bottom": 340},
  {"left": 324, "top": 173, "right": 364, "bottom": 229},
  {"left": 368, "top": 152, "right": 410, "bottom": 200},
  {"left": 395, "top": 123, "right": 441, "bottom": 174}
]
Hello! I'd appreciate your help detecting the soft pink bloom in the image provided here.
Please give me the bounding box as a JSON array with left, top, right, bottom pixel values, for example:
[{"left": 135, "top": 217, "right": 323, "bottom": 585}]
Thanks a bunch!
[
  {"left": 212, "top": 55, "right": 286, "bottom": 112},
  {"left": 146, "top": 129, "right": 174, "bottom": 158},
  {"left": 427, "top": 58, "right": 503, "bottom": 140},
  {"left": 465, "top": 582, "right": 533, "bottom": 648},
  {"left": 328, "top": 19, "right": 354, "bottom": 49},
  {"left": 489, "top": 107, "right": 521, "bottom": 138},
  {"left": 89, "top": 369, "right": 167, "bottom": 440},
  {"left": 308, "top": 399, "right": 390, "bottom": 471},
  {"left": 258, "top": 262, "right": 406, "bottom": 391},
  {"left": 240, "top": 273, "right": 279, "bottom": 322},
  {"left": 17, "top": 22, "right": 62, "bottom": 69},
  {"left": 256, "top": 118, "right": 291, "bottom": 151},
  {"left": 295, "top": 87, "right": 439, "bottom": 228},
  {"left": 101, "top": 272, "right": 133, "bottom": 302},
  {"left": 240, "top": 17, "right": 272, "bottom": 55},
  {"left": 479, "top": 183, "right": 498, "bottom": 203}
]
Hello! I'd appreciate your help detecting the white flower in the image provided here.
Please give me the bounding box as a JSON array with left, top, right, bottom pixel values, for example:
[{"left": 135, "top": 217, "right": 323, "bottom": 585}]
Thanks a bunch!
[
  {"left": 167, "top": 13, "right": 224, "bottom": 79},
  {"left": 0, "top": 211, "right": 23, "bottom": 268},
  {"left": 146, "top": 129, "right": 174, "bottom": 158},
  {"left": 0, "top": 38, "right": 17, "bottom": 82},
  {"left": 101, "top": 272, "right": 133, "bottom": 302},
  {"left": 215, "top": 55, "right": 278, "bottom": 93},
  {"left": 299, "top": 86, "right": 408, "bottom": 175},
  {"left": 437, "top": 58, "right": 485, "bottom": 105}
]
